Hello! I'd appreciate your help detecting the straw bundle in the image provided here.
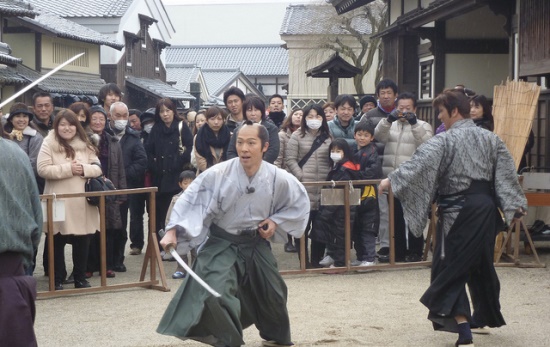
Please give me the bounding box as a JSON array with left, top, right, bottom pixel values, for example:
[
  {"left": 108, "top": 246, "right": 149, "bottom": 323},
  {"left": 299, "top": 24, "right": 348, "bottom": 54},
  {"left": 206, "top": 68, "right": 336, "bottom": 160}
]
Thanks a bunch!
[{"left": 492, "top": 79, "right": 540, "bottom": 170}]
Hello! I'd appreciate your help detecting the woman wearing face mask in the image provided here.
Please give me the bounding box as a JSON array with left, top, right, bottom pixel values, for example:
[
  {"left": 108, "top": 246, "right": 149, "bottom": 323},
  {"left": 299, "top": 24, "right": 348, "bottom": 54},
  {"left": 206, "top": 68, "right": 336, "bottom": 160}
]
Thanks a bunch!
[
  {"left": 311, "top": 138, "right": 360, "bottom": 268},
  {"left": 285, "top": 104, "right": 332, "bottom": 268},
  {"left": 86, "top": 105, "right": 127, "bottom": 278}
]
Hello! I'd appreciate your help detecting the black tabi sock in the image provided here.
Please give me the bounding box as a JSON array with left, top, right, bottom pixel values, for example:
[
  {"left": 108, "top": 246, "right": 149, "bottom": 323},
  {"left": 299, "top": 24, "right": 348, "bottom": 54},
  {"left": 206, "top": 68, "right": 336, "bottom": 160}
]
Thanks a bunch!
[{"left": 457, "top": 322, "right": 473, "bottom": 342}]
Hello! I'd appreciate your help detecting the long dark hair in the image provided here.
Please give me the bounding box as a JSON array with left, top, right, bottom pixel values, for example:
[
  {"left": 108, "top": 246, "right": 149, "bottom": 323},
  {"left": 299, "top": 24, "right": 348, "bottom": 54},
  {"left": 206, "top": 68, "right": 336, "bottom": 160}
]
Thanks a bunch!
[
  {"left": 53, "top": 109, "right": 97, "bottom": 159},
  {"left": 328, "top": 138, "right": 354, "bottom": 167},
  {"left": 281, "top": 108, "right": 302, "bottom": 133},
  {"left": 154, "top": 98, "right": 179, "bottom": 127},
  {"left": 470, "top": 95, "right": 493, "bottom": 119},
  {"left": 299, "top": 104, "right": 330, "bottom": 138}
]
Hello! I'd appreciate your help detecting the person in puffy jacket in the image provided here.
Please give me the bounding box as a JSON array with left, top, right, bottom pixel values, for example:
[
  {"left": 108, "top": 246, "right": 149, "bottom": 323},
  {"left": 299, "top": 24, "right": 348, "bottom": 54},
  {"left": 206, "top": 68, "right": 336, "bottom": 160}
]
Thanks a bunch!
[
  {"left": 286, "top": 104, "right": 332, "bottom": 268},
  {"left": 374, "top": 92, "right": 433, "bottom": 262}
]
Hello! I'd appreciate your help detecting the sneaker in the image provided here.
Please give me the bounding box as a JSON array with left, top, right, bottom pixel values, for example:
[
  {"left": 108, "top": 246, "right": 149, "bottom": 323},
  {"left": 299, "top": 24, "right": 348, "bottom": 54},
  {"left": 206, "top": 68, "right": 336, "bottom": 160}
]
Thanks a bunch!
[
  {"left": 129, "top": 247, "right": 142, "bottom": 255},
  {"left": 350, "top": 259, "right": 362, "bottom": 266},
  {"left": 284, "top": 242, "right": 297, "bottom": 253},
  {"left": 161, "top": 250, "right": 174, "bottom": 261},
  {"left": 172, "top": 271, "right": 186, "bottom": 279},
  {"left": 319, "top": 255, "right": 335, "bottom": 267},
  {"left": 74, "top": 279, "right": 91, "bottom": 289},
  {"left": 106, "top": 270, "right": 116, "bottom": 278},
  {"left": 377, "top": 247, "right": 389, "bottom": 256},
  {"left": 359, "top": 260, "right": 376, "bottom": 266},
  {"left": 113, "top": 264, "right": 127, "bottom": 272},
  {"left": 54, "top": 282, "right": 64, "bottom": 291}
]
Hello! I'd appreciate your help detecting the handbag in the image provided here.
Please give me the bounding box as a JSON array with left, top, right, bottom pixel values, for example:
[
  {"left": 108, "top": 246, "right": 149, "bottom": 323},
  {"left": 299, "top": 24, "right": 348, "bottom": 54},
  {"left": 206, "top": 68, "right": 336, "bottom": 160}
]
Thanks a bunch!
[{"left": 85, "top": 163, "right": 116, "bottom": 206}]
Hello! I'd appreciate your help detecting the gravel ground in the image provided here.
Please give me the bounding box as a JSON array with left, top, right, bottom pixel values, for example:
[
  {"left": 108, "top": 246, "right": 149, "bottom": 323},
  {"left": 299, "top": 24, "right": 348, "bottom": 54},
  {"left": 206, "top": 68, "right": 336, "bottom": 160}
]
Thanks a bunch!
[{"left": 33, "top": 236, "right": 550, "bottom": 347}]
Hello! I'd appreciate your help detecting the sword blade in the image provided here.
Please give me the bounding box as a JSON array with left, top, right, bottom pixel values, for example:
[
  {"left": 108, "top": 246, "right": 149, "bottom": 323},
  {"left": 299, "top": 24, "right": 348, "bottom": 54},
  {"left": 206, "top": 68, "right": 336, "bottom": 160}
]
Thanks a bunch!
[
  {"left": 0, "top": 52, "right": 86, "bottom": 109},
  {"left": 167, "top": 246, "right": 221, "bottom": 298}
]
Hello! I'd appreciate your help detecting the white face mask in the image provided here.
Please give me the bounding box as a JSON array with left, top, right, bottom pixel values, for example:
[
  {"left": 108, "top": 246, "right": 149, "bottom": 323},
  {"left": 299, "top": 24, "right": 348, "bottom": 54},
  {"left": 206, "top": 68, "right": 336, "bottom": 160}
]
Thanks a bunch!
[
  {"left": 143, "top": 123, "right": 153, "bottom": 134},
  {"left": 306, "top": 119, "right": 322, "bottom": 130},
  {"left": 330, "top": 152, "right": 343, "bottom": 162},
  {"left": 114, "top": 119, "right": 128, "bottom": 131}
]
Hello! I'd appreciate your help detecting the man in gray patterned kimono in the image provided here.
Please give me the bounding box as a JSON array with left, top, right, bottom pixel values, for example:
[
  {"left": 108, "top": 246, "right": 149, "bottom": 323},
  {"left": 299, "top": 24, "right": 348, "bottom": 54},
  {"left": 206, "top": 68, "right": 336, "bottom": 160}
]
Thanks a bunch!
[
  {"left": 158, "top": 122, "right": 310, "bottom": 347},
  {"left": 379, "top": 89, "right": 527, "bottom": 347}
]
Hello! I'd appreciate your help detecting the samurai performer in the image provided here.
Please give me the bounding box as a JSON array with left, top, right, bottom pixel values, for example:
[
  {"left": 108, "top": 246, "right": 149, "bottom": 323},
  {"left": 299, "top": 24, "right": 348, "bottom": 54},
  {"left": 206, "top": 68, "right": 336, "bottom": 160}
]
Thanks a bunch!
[
  {"left": 158, "top": 122, "right": 310, "bottom": 347},
  {"left": 379, "top": 89, "right": 527, "bottom": 347},
  {"left": 0, "top": 131, "right": 42, "bottom": 347}
]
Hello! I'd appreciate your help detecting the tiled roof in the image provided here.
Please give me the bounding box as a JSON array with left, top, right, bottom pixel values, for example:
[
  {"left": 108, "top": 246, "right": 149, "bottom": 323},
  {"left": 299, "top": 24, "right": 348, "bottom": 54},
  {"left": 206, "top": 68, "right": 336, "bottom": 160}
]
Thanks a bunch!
[
  {"left": 165, "top": 45, "right": 288, "bottom": 76},
  {"left": 165, "top": 64, "right": 201, "bottom": 94},
  {"left": 126, "top": 76, "right": 195, "bottom": 101},
  {"left": 201, "top": 69, "right": 242, "bottom": 96},
  {"left": 15, "top": 64, "right": 106, "bottom": 94},
  {"left": 17, "top": 8, "right": 123, "bottom": 50},
  {"left": 27, "top": 0, "right": 132, "bottom": 18},
  {"left": 0, "top": 0, "right": 36, "bottom": 18},
  {"left": 0, "top": 53, "right": 22, "bottom": 66},
  {"left": 280, "top": 4, "right": 372, "bottom": 36},
  {"left": 0, "top": 66, "right": 28, "bottom": 84}
]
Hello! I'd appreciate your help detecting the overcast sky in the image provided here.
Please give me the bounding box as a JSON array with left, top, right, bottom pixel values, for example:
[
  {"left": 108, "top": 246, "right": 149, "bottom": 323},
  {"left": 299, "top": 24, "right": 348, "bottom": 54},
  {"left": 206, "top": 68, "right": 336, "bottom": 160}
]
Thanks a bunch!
[{"left": 163, "top": 0, "right": 323, "bottom": 45}]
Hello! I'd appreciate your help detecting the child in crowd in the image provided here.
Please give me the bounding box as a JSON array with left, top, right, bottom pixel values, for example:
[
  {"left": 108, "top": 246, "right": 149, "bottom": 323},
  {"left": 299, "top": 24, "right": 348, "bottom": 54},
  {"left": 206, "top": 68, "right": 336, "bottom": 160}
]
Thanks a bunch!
[
  {"left": 352, "top": 120, "right": 382, "bottom": 266},
  {"left": 312, "top": 138, "right": 360, "bottom": 268},
  {"left": 164, "top": 170, "right": 197, "bottom": 279}
]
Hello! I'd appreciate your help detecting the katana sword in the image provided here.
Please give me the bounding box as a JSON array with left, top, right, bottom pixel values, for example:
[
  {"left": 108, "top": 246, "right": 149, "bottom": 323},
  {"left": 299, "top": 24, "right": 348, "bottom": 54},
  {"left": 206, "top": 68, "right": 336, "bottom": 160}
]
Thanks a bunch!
[
  {"left": 0, "top": 52, "right": 85, "bottom": 109},
  {"left": 159, "top": 229, "right": 221, "bottom": 298}
]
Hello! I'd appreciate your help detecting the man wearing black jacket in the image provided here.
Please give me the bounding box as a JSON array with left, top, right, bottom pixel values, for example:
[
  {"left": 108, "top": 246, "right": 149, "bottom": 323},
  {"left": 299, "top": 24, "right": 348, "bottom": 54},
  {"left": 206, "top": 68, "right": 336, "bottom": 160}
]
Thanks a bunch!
[{"left": 111, "top": 102, "right": 148, "bottom": 264}]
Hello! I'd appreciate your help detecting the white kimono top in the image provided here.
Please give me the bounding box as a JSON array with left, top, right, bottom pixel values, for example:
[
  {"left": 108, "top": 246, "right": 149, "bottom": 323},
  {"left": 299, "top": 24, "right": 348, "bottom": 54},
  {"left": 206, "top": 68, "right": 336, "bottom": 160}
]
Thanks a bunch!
[{"left": 167, "top": 158, "right": 310, "bottom": 250}]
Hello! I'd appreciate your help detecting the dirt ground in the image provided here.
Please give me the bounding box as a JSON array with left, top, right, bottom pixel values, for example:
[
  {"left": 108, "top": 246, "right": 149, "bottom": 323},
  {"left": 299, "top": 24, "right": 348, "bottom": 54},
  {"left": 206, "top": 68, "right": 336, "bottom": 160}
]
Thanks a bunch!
[{"left": 33, "top": 237, "right": 550, "bottom": 347}]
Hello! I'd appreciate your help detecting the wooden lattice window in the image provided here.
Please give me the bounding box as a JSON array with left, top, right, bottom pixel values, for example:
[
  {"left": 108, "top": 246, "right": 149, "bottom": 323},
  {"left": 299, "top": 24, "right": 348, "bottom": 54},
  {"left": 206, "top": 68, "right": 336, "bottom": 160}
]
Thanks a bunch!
[{"left": 419, "top": 59, "right": 433, "bottom": 99}]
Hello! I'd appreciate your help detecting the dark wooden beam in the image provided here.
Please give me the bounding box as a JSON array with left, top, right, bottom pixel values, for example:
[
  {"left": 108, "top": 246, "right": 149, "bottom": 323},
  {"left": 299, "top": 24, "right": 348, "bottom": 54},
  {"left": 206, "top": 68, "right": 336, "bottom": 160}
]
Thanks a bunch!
[
  {"left": 35, "top": 32, "right": 41, "bottom": 71},
  {"left": 433, "top": 21, "right": 446, "bottom": 95}
]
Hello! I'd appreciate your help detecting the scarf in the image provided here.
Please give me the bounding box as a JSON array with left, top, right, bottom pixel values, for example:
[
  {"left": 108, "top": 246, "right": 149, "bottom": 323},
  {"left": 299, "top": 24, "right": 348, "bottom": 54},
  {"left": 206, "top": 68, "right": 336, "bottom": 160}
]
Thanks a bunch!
[
  {"left": 9, "top": 129, "right": 24, "bottom": 141},
  {"left": 268, "top": 111, "right": 286, "bottom": 128},
  {"left": 195, "top": 123, "right": 231, "bottom": 167}
]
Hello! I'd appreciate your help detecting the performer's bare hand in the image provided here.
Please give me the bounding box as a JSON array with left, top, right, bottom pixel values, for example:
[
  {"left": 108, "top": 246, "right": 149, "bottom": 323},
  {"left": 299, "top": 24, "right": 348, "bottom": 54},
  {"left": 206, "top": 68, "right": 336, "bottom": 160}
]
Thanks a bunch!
[
  {"left": 258, "top": 219, "right": 277, "bottom": 239},
  {"left": 160, "top": 228, "right": 177, "bottom": 251},
  {"left": 378, "top": 178, "right": 390, "bottom": 195},
  {"left": 512, "top": 207, "right": 527, "bottom": 222}
]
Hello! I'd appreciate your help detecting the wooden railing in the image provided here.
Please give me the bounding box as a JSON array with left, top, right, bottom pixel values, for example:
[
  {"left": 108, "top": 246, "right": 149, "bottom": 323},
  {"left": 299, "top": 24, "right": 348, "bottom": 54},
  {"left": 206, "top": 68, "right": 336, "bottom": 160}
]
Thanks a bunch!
[{"left": 38, "top": 187, "right": 168, "bottom": 298}]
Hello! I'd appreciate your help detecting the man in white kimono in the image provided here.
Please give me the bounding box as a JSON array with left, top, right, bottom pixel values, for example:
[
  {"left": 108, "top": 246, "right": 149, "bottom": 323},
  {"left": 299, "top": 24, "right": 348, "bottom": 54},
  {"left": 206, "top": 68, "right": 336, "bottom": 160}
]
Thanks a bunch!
[
  {"left": 379, "top": 89, "right": 527, "bottom": 347},
  {"left": 158, "top": 121, "right": 310, "bottom": 347}
]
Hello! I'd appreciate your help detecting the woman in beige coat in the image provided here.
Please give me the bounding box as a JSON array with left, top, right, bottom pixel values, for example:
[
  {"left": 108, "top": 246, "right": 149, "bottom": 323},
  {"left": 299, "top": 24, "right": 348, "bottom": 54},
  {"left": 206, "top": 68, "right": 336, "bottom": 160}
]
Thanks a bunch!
[
  {"left": 37, "top": 109, "right": 102, "bottom": 290},
  {"left": 285, "top": 104, "right": 332, "bottom": 268}
]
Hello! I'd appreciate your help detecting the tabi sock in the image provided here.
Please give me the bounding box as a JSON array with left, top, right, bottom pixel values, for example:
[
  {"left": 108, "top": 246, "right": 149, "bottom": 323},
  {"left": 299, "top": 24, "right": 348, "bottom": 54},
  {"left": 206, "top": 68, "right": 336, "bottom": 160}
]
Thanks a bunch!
[{"left": 457, "top": 322, "right": 473, "bottom": 342}]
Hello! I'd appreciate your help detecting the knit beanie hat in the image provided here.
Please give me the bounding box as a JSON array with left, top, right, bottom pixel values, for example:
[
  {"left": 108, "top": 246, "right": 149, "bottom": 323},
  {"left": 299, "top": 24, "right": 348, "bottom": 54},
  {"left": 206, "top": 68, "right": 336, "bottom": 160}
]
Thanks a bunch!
[{"left": 359, "top": 95, "right": 377, "bottom": 110}]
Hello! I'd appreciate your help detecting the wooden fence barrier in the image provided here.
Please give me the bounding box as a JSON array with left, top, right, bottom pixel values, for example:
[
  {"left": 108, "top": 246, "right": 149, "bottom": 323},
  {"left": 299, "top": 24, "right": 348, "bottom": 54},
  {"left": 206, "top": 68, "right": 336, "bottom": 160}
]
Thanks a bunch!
[{"left": 38, "top": 187, "right": 169, "bottom": 299}]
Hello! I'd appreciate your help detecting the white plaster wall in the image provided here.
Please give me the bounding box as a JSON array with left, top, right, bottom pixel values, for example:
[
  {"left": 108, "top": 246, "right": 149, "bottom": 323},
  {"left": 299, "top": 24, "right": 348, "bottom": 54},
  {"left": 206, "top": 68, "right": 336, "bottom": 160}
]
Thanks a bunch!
[{"left": 445, "top": 54, "right": 509, "bottom": 97}]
